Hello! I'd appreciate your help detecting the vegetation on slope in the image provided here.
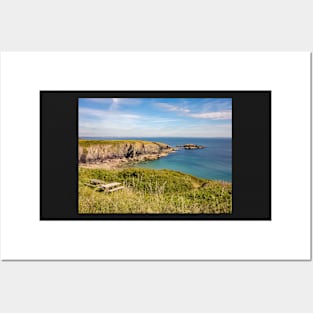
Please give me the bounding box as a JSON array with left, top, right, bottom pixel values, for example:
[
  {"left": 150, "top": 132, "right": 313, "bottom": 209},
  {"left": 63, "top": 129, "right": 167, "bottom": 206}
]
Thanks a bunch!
[
  {"left": 79, "top": 167, "right": 232, "bottom": 214},
  {"left": 79, "top": 139, "right": 147, "bottom": 147},
  {"left": 78, "top": 139, "right": 173, "bottom": 165},
  {"left": 79, "top": 139, "right": 169, "bottom": 148}
]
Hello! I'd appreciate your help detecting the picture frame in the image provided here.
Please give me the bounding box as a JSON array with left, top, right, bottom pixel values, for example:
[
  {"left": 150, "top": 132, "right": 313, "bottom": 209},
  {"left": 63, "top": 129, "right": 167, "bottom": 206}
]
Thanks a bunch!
[{"left": 41, "top": 90, "right": 271, "bottom": 220}]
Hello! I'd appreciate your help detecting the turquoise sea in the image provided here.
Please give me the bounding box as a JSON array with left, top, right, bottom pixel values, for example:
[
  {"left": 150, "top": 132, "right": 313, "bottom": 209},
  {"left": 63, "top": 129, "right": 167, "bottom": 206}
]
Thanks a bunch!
[{"left": 81, "top": 137, "right": 232, "bottom": 182}]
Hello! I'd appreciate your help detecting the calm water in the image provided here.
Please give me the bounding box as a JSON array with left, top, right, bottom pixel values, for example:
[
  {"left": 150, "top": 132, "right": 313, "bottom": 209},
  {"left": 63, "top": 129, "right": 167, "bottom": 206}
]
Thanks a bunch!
[{"left": 81, "top": 137, "right": 232, "bottom": 182}]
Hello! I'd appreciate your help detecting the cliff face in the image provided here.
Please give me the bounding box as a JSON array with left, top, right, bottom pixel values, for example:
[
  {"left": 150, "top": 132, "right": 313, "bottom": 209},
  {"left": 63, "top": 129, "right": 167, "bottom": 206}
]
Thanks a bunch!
[{"left": 79, "top": 141, "right": 173, "bottom": 164}]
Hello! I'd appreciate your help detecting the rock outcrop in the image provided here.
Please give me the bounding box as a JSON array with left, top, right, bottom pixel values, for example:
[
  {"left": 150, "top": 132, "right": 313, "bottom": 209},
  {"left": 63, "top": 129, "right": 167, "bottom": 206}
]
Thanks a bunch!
[
  {"left": 79, "top": 140, "right": 174, "bottom": 167},
  {"left": 176, "top": 144, "right": 206, "bottom": 150}
]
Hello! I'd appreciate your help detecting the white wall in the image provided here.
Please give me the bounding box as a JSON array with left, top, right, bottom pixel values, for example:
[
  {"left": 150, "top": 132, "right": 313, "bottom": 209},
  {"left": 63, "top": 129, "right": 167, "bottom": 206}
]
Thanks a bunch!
[{"left": 0, "top": 1, "right": 312, "bottom": 313}]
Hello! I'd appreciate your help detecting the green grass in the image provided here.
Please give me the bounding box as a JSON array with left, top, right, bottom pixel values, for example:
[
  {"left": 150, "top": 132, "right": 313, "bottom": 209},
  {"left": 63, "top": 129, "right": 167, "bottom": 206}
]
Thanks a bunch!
[
  {"left": 79, "top": 140, "right": 171, "bottom": 150},
  {"left": 79, "top": 167, "right": 232, "bottom": 214},
  {"left": 79, "top": 139, "right": 157, "bottom": 147}
]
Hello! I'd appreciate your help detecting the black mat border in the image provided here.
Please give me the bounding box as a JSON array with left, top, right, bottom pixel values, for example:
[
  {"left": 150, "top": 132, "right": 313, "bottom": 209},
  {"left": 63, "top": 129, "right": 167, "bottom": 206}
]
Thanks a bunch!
[{"left": 40, "top": 91, "right": 271, "bottom": 220}]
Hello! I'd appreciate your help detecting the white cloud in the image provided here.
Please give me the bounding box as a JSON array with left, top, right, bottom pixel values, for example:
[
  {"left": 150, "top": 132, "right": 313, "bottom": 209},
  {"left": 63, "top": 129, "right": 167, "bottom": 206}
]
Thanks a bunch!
[
  {"left": 148, "top": 118, "right": 179, "bottom": 123},
  {"left": 155, "top": 102, "right": 231, "bottom": 120},
  {"left": 80, "top": 98, "right": 141, "bottom": 106},
  {"left": 79, "top": 102, "right": 232, "bottom": 137},
  {"left": 156, "top": 103, "right": 190, "bottom": 113},
  {"left": 189, "top": 110, "right": 232, "bottom": 120},
  {"left": 79, "top": 107, "right": 141, "bottom": 120}
]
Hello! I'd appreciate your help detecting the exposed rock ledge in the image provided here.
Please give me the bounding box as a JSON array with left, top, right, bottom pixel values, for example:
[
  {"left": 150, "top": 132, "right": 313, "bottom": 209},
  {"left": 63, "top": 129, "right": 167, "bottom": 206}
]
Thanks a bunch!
[
  {"left": 79, "top": 140, "right": 174, "bottom": 169},
  {"left": 176, "top": 144, "right": 206, "bottom": 150}
]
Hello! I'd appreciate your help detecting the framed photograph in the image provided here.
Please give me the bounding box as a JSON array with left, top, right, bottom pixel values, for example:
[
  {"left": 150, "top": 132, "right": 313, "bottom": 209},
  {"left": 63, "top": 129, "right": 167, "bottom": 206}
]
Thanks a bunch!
[
  {"left": 78, "top": 96, "right": 233, "bottom": 215},
  {"left": 40, "top": 90, "right": 270, "bottom": 220},
  {"left": 1, "top": 52, "right": 310, "bottom": 260}
]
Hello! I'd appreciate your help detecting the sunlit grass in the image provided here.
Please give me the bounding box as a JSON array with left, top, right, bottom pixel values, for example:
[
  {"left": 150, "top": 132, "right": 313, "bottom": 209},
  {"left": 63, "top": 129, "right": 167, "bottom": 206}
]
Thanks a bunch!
[
  {"left": 79, "top": 167, "right": 232, "bottom": 214},
  {"left": 79, "top": 139, "right": 165, "bottom": 147}
]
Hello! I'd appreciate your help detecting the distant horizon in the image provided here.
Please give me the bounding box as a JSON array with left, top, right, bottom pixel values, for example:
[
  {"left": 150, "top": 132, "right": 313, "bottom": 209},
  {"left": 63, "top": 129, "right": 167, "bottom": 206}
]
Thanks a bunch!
[
  {"left": 79, "top": 98, "right": 232, "bottom": 138},
  {"left": 79, "top": 136, "right": 231, "bottom": 139}
]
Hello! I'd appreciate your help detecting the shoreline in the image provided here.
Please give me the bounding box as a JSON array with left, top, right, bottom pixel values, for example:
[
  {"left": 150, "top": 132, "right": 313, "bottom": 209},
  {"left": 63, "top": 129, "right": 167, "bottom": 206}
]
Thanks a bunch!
[
  {"left": 79, "top": 150, "right": 174, "bottom": 170},
  {"left": 78, "top": 139, "right": 231, "bottom": 182},
  {"left": 79, "top": 158, "right": 232, "bottom": 184},
  {"left": 79, "top": 139, "right": 175, "bottom": 169},
  {"left": 79, "top": 164, "right": 232, "bottom": 186}
]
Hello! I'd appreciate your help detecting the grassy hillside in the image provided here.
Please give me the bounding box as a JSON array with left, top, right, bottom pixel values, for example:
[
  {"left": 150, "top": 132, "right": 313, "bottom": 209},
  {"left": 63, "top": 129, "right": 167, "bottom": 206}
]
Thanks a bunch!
[
  {"left": 79, "top": 139, "right": 169, "bottom": 148},
  {"left": 79, "top": 139, "right": 151, "bottom": 148},
  {"left": 79, "top": 167, "right": 232, "bottom": 214},
  {"left": 78, "top": 139, "right": 173, "bottom": 165}
]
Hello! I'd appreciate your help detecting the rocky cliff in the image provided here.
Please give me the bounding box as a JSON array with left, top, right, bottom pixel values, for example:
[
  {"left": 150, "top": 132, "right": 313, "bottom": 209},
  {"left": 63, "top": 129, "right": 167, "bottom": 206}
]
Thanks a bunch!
[{"left": 79, "top": 140, "right": 174, "bottom": 166}]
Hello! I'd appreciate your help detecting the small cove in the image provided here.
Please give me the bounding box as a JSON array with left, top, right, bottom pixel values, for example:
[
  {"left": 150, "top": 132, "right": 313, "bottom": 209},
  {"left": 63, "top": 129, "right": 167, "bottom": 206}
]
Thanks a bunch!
[{"left": 82, "top": 137, "right": 232, "bottom": 182}]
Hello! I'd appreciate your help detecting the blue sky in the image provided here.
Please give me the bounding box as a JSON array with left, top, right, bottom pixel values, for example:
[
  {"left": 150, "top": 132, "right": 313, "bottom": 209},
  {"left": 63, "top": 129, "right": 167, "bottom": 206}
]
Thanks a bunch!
[{"left": 79, "top": 98, "right": 232, "bottom": 137}]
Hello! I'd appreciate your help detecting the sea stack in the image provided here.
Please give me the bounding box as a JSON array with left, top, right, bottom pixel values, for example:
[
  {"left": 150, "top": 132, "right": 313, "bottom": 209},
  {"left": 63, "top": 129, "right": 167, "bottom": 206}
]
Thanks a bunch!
[{"left": 176, "top": 144, "right": 206, "bottom": 150}]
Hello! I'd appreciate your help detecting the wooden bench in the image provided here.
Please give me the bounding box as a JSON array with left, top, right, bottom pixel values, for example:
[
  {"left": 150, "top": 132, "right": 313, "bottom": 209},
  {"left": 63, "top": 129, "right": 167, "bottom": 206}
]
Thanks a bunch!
[
  {"left": 101, "top": 182, "right": 121, "bottom": 189},
  {"left": 107, "top": 186, "right": 124, "bottom": 192},
  {"left": 90, "top": 179, "right": 106, "bottom": 185},
  {"left": 85, "top": 180, "right": 124, "bottom": 192},
  {"left": 97, "top": 182, "right": 124, "bottom": 192}
]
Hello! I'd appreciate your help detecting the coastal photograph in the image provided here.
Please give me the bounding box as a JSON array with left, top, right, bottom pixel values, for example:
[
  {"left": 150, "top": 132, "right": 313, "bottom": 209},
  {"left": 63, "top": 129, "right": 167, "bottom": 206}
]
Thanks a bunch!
[{"left": 78, "top": 98, "right": 232, "bottom": 214}]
